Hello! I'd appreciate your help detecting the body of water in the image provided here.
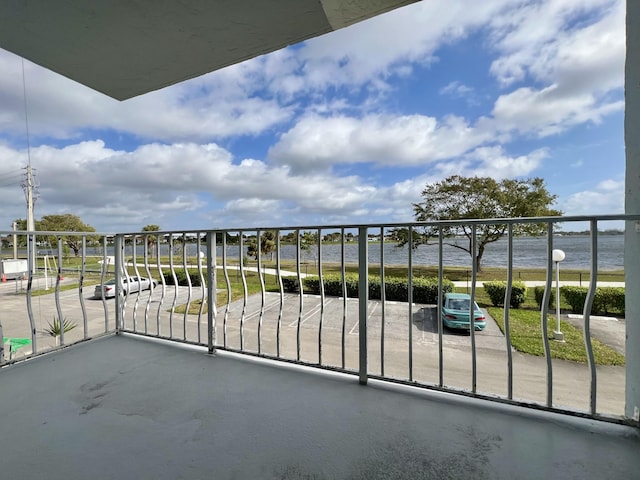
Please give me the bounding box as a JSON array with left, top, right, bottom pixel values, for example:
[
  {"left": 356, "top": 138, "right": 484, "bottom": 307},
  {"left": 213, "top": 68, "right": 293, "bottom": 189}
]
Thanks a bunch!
[{"left": 83, "top": 234, "right": 624, "bottom": 271}]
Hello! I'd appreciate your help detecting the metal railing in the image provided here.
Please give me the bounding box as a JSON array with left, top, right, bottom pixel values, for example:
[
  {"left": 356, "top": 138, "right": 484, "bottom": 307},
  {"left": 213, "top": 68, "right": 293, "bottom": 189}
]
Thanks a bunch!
[{"left": 0, "top": 214, "right": 636, "bottom": 425}]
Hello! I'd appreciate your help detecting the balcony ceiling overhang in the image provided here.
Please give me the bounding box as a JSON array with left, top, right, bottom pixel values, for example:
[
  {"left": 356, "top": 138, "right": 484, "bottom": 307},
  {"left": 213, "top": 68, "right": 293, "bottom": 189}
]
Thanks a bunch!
[{"left": 0, "top": 0, "right": 417, "bottom": 101}]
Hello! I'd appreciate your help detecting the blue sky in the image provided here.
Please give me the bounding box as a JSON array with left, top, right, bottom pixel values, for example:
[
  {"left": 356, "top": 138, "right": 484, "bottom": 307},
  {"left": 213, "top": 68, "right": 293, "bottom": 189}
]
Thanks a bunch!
[{"left": 0, "top": 0, "right": 626, "bottom": 232}]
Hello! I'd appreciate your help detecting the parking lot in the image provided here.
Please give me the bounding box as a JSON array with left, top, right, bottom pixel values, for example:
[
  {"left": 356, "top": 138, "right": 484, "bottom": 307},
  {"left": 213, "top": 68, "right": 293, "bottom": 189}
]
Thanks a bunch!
[{"left": 0, "top": 281, "right": 627, "bottom": 415}]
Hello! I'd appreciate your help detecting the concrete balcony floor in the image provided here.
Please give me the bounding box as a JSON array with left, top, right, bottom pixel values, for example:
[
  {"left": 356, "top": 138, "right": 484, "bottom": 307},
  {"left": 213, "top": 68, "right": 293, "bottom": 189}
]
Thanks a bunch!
[{"left": 0, "top": 334, "right": 638, "bottom": 480}]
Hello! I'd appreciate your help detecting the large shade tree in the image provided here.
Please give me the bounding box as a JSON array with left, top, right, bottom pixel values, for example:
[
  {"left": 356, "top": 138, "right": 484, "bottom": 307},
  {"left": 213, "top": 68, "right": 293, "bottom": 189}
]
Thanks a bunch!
[
  {"left": 16, "top": 214, "right": 97, "bottom": 256},
  {"left": 400, "top": 175, "right": 562, "bottom": 271}
]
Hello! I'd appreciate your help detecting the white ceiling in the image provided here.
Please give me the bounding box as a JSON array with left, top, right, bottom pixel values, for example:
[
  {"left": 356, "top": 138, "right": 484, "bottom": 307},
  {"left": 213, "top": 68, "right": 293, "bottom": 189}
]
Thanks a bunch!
[{"left": 0, "top": 0, "right": 417, "bottom": 100}]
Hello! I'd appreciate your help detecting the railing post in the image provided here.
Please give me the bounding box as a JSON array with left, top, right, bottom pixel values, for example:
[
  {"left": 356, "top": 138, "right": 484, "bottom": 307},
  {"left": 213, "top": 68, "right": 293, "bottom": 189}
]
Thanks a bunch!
[
  {"left": 56, "top": 236, "right": 65, "bottom": 346},
  {"left": 0, "top": 320, "right": 4, "bottom": 363},
  {"left": 358, "top": 227, "right": 368, "bottom": 385},
  {"left": 114, "top": 234, "right": 123, "bottom": 333},
  {"left": 206, "top": 231, "right": 215, "bottom": 354}
]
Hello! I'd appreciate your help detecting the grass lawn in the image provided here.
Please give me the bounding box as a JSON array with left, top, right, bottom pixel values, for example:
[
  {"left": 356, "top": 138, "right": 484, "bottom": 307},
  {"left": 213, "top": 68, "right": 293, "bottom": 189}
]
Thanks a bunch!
[
  {"left": 468, "top": 287, "right": 624, "bottom": 366},
  {"left": 487, "top": 306, "right": 625, "bottom": 366}
]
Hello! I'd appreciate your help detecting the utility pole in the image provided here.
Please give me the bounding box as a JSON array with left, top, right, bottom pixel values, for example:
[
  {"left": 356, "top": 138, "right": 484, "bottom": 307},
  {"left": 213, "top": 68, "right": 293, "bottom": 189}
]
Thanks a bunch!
[
  {"left": 12, "top": 221, "right": 17, "bottom": 259},
  {"left": 22, "top": 164, "right": 36, "bottom": 274}
]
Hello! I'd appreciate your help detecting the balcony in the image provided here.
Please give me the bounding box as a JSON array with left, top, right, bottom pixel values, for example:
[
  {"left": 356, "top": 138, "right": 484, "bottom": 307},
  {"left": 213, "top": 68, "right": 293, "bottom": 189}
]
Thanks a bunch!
[{"left": 1, "top": 216, "right": 639, "bottom": 479}]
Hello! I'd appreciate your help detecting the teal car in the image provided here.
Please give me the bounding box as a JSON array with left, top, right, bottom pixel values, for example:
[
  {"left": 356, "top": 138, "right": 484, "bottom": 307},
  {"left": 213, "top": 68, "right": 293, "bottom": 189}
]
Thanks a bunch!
[{"left": 442, "top": 293, "right": 486, "bottom": 331}]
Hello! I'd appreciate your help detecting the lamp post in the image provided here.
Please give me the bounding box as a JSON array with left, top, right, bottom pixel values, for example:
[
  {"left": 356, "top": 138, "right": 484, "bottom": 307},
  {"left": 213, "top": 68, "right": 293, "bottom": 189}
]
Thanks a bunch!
[{"left": 552, "top": 249, "right": 565, "bottom": 341}]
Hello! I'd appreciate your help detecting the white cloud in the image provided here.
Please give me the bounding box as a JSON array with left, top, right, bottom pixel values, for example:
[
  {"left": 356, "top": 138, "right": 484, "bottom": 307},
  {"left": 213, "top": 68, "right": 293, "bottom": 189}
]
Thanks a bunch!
[
  {"left": 488, "top": 0, "right": 623, "bottom": 136},
  {"left": 268, "top": 113, "right": 492, "bottom": 172},
  {"left": 0, "top": 50, "right": 293, "bottom": 143},
  {"left": 562, "top": 179, "right": 624, "bottom": 215},
  {"left": 432, "top": 146, "right": 548, "bottom": 179},
  {"left": 0, "top": 140, "right": 387, "bottom": 231}
]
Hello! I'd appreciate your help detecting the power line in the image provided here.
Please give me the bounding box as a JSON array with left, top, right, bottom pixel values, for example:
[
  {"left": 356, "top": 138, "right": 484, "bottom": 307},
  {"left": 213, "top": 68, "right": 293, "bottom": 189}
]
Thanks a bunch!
[{"left": 0, "top": 168, "right": 25, "bottom": 179}]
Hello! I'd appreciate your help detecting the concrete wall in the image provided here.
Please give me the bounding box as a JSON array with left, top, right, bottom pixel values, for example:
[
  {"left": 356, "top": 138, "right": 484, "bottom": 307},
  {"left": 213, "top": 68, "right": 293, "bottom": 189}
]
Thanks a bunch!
[{"left": 625, "top": 0, "right": 640, "bottom": 421}]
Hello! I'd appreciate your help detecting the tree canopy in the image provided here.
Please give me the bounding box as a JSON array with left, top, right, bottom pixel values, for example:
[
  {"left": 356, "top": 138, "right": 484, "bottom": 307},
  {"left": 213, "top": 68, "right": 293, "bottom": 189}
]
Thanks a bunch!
[
  {"left": 141, "top": 224, "right": 160, "bottom": 256},
  {"left": 246, "top": 230, "right": 277, "bottom": 260},
  {"left": 20, "top": 214, "right": 97, "bottom": 256},
  {"left": 402, "top": 175, "right": 562, "bottom": 271}
]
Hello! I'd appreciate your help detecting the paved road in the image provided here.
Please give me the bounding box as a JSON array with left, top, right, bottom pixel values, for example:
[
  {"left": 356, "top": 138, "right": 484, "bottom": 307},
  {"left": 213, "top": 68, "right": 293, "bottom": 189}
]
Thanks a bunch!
[{"left": 0, "top": 283, "right": 626, "bottom": 416}]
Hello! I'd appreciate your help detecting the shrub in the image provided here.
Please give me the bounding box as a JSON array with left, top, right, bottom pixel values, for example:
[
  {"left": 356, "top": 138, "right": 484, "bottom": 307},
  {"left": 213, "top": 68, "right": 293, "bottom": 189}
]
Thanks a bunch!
[
  {"left": 533, "top": 286, "right": 555, "bottom": 309},
  {"left": 300, "top": 274, "right": 453, "bottom": 303},
  {"left": 561, "top": 286, "right": 588, "bottom": 313},
  {"left": 282, "top": 276, "right": 299, "bottom": 293},
  {"left": 560, "top": 286, "right": 625, "bottom": 315},
  {"left": 483, "top": 281, "right": 527, "bottom": 308},
  {"left": 163, "top": 269, "right": 203, "bottom": 286}
]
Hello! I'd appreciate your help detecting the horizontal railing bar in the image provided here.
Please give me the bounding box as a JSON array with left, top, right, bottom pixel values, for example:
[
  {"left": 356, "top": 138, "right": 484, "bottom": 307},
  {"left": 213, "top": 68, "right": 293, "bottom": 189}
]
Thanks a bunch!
[{"left": 3, "top": 213, "right": 639, "bottom": 238}]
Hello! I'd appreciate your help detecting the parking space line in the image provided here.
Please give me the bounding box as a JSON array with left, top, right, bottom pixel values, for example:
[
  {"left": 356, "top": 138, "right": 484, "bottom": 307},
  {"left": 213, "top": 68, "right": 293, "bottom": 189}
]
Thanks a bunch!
[
  {"left": 349, "top": 302, "right": 378, "bottom": 335},
  {"left": 243, "top": 299, "right": 282, "bottom": 321}
]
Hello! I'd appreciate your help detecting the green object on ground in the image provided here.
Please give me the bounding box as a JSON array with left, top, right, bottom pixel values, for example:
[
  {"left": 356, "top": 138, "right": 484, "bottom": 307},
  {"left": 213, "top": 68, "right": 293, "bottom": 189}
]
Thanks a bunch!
[{"left": 3, "top": 337, "right": 32, "bottom": 353}]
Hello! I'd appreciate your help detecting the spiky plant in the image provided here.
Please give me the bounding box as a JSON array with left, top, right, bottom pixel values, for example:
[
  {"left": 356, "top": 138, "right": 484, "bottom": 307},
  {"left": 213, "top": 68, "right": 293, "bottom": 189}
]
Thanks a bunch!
[{"left": 44, "top": 317, "right": 77, "bottom": 338}]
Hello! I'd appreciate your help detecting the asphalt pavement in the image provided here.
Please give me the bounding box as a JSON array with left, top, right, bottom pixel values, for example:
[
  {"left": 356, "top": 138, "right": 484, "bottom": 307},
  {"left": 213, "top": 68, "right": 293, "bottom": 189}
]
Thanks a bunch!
[{"left": 0, "top": 282, "right": 627, "bottom": 416}]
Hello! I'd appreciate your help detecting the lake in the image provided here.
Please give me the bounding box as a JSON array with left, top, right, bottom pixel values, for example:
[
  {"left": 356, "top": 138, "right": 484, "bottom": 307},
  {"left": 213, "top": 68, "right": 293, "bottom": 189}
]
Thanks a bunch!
[
  {"left": 179, "top": 234, "right": 625, "bottom": 271},
  {"left": 41, "top": 234, "right": 624, "bottom": 271}
]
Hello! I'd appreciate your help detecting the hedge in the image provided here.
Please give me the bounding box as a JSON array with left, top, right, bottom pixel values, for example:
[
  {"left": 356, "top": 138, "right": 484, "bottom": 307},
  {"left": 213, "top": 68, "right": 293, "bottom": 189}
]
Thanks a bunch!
[
  {"left": 283, "top": 274, "right": 454, "bottom": 304},
  {"left": 533, "top": 286, "right": 555, "bottom": 309},
  {"left": 162, "top": 269, "right": 203, "bottom": 287},
  {"left": 483, "top": 281, "right": 527, "bottom": 308},
  {"left": 560, "top": 286, "right": 625, "bottom": 315}
]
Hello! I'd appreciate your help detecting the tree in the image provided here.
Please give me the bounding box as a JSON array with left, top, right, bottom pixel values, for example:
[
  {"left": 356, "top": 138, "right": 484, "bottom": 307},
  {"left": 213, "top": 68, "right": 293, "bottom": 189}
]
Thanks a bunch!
[
  {"left": 36, "top": 214, "right": 97, "bottom": 257},
  {"left": 142, "top": 224, "right": 160, "bottom": 257},
  {"left": 246, "top": 230, "right": 277, "bottom": 260},
  {"left": 408, "top": 176, "right": 562, "bottom": 271}
]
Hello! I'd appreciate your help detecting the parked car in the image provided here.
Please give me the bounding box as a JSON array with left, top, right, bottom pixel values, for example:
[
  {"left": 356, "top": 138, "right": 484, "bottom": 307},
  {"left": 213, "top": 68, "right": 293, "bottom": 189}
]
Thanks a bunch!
[
  {"left": 442, "top": 293, "right": 486, "bottom": 331},
  {"left": 94, "top": 276, "right": 157, "bottom": 298}
]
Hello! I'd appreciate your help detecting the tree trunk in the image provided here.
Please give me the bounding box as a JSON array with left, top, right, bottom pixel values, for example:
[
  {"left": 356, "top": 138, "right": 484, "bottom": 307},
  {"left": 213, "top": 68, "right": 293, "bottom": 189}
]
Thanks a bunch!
[{"left": 475, "top": 244, "right": 486, "bottom": 272}]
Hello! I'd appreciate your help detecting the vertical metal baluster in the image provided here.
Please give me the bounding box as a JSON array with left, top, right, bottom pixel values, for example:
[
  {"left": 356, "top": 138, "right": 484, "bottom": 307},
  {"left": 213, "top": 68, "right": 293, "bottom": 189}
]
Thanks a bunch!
[
  {"left": 380, "top": 226, "right": 386, "bottom": 377},
  {"left": 169, "top": 234, "right": 178, "bottom": 339},
  {"left": 222, "top": 234, "right": 230, "bottom": 348},
  {"left": 55, "top": 236, "right": 64, "bottom": 346},
  {"left": 239, "top": 233, "right": 248, "bottom": 351},
  {"left": 438, "top": 227, "right": 444, "bottom": 387},
  {"left": 182, "top": 233, "right": 192, "bottom": 341},
  {"left": 583, "top": 220, "right": 598, "bottom": 414},
  {"left": 504, "top": 224, "right": 514, "bottom": 399},
  {"left": 318, "top": 228, "right": 324, "bottom": 364},
  {"left": 341, "top": 227, "right": 347, "bottom": 369},
  {"left": 206, "top": 232, "right": 216, "bottom": 353},
  {"left": 358, "top": 226, "right": 368, "bottom": 384},
  {"left": 99, "top": 236, "right": 109, "bottom": 333},
  {"left": 296, "top": 229, "right": 303, "bottom": 361},
  {"left": 408, "top": 226, "right": 413, "bottom": 382},
  {"left": 114, "top": 235, "right": 123, "bottom": 333},
  {"left": 541, "top": 224, "right": 554, "bottom": 408},
  {"left": 143, "top": 235, "right": 153, "bottom": 335},
  {"left": 156, "top": 235, "right": 165, "bottom": 336},
  {"left": 122, "top": 237, "right": 132, "bottom": 326},
  {"left": 197, "top": 233, "right": 206, "bottom": 345},
  {"left": 26, "top": 233, "right": 36, "bottom": 353},
  {"left": 257, "top": 230, "right": 265, "bottom": 354},
  {"left": 132, "top": 235, "right": 142, "bottom": 332},
  {"left": 79, "top": 236, "right": 88, "bottom": 339},
  {"left": 470, "top": 225, "right": 478, "bottom": 394},
  {"left": 276, "top": 231, "right": 283, "bottom": 358},
  {"left": 256, "top": 230, "right": 266, "bottom": 353}
]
